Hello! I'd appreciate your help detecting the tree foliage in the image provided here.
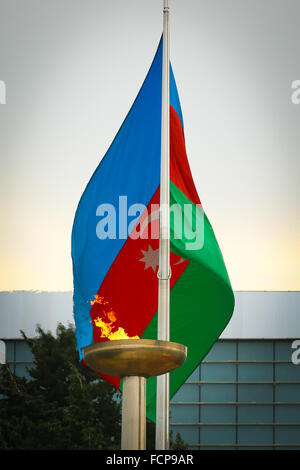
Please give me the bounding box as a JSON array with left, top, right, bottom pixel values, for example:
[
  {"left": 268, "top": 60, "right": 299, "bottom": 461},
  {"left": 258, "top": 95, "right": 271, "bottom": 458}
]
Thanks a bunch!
[
  {"left": 0, "top": 323, "right": 121, "bottom": 450},
  {"left": 0, "top": 323, "right": 187, "bottom": 450}
]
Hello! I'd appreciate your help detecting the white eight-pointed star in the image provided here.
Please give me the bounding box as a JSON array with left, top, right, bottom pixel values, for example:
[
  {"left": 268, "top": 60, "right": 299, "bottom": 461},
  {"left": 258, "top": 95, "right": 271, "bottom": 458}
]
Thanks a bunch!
[{"left": 139, "top": 245, "right": 159, "bottom": 273}]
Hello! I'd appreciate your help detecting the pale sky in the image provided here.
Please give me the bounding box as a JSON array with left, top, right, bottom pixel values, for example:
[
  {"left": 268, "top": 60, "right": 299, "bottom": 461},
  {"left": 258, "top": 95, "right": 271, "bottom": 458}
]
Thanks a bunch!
[{"left": 0, "top": 0, "right": 299, "bottom": 292}]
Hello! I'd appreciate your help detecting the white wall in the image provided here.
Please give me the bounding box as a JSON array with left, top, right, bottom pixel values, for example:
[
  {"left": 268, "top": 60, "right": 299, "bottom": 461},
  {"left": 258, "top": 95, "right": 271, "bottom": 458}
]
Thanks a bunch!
[
  {"left": 0, "top": 291, "right": 73, "bottom": 339},
  {"left": 221, "top": 291, "right": 300, "bottom": 339},
  {"left": 0, "top": 291, "right": 299, "bottom": 340}
]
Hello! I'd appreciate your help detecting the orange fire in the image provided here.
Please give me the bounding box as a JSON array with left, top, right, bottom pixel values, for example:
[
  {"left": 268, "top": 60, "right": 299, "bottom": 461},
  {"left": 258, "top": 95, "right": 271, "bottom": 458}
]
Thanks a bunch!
[
  {"left": 91, "top": 295, "right": 139, "bottom": 341},
  {"left": 91, "top": 294, "right": 108, "bottom": 306}
]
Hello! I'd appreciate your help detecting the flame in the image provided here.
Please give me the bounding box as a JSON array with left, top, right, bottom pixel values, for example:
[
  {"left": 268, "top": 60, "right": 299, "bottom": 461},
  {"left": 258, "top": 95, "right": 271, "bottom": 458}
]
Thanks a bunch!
[
  {"left": 90, "top": 295, "right": 108, "bottom": 306},
  {"left": 94, "top": 315, "right": 139, "bottom": 341},
  {"left": 106, "top": 309, "right": 117, "bottom": 323},
  {"left": 91, "top": 295, "right": 139, "bottom": 341}
]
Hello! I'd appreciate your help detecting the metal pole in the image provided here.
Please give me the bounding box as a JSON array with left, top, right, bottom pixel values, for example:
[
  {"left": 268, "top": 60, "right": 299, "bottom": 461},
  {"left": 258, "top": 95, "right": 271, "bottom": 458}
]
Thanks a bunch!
[
  {"left": 156, "top": 0, "right": 170, "bottom": 451},
  {"left": 121, "top": 376, "right": 146, "bottom": 450}
]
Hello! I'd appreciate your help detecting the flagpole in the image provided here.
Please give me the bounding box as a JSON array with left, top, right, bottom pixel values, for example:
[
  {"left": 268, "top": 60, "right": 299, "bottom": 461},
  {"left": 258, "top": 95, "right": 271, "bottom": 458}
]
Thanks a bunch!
[{"left": 156, "top": 0, "right": 170, "bottom": 451}]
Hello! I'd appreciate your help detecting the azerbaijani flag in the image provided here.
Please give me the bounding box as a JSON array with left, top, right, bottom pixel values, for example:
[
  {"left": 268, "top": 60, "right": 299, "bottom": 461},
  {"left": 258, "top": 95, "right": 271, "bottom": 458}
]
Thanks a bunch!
[{"left": 71, "top": 37, "right": 234, "bottom": 421}]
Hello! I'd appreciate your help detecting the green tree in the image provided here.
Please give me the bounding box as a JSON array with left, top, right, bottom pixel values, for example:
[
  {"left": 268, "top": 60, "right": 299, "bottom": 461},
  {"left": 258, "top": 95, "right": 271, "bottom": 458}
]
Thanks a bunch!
[
  {"left": 0, "top": 323, "right": 187, "bottom": 450},
  {"left": 0, "top": 323, "right": 121, "bottom": 450},
  {"left": 170, "top": 431, "right": 189, "bottom": 450}
]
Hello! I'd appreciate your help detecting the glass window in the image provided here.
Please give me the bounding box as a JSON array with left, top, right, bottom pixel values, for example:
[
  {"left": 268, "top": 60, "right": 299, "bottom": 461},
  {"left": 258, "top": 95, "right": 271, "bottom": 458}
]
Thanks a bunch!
[
  {"left": 201, "top": 363, "right": 236, "bottom": 382},
  {"left": 170, "top": 425, "right": 198, "bottom": 445},
  {"left": 238, "top": 446, "right": 273, "bottom": 450},
  {"left": 238, "top": 405, "right": 273, "bottom": 423},
  {"left": 276, "top": 446, "right": 300, "bottom": 450},
  {"left": 172, "top": 384, "right": 198, "bottom": 402},
  {"left": 275, "top": 405, "right": 300, "bottom": 424},
  {"left": 203, "top": 341, "right": 236, "bottom": 362},
  {"left": 275, "top": 363, "right": 300, "bottom": 382},
  {"left": 5, "top": 341, "right": 15, "bottom": 362},
  {"left": 238, "top": 364, "right": 273, "bottom": 382},
  {"left": 200, "top": 446, "right": 236, "bottom": 450},
  {"left": 186, "top": 367, "right": 199, "bottom": 383},
  {"left": 275, "top": 384, "right": 300, "bottom": 402},
  {"left": 200, "top": 425, "right": 236, "bottom": 445},
  {"left": 6, "top": 338, "right": 299, "bottom": 449},
  {"left": 275, "top": 426, "right": 300, "bottom": 445},
  {"left": 201, "top": 405, "right": 236, "bottom": 424},
  {"left": 15, "top": 363, "right": 32, "bottom": 380},
  {"left": 170, "top": 405, "right": 198, "bottom": 424},
  {"left": 15, "top": 342, "right": 34, "bottom": 362},
  {"left": 200, "top": 384, "right": 236, "bottom": 403},
  {"left": 238, "top": 426, "right": 273, "bottom": 445},
  {"left": 238, "top": 384, "right": 273, "bottom": 403},
  {"left": 275, "top": 341, "right": 294, "bottom": 361},
  {"left": 238, "top": 341, "right": 273, "bottom": 361}
]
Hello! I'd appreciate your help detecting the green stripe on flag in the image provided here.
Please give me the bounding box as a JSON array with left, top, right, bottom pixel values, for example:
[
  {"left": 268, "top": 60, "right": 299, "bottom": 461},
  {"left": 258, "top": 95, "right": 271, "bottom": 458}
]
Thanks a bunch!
[{"left": 140, "top": 182, "right": 234, "bottom": 422}]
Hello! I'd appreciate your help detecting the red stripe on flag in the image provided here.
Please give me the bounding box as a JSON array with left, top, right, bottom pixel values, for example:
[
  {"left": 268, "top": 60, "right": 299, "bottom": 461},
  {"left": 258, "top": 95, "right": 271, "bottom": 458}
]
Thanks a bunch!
[
  {"left": 88, "top": 105, "right": 198, "bottom": 389},
  {"left": 170, "top": 105, "right": 201, "bottom": 207},
  {"left": 89, "top": 187, "right": 189, "bottom": 388}
]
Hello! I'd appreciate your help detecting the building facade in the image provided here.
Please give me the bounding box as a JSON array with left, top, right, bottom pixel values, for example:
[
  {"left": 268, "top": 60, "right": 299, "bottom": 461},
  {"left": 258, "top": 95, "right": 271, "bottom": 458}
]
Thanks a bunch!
[{"left": 1, "top": 291, "right": 300, "bottom": 449}]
